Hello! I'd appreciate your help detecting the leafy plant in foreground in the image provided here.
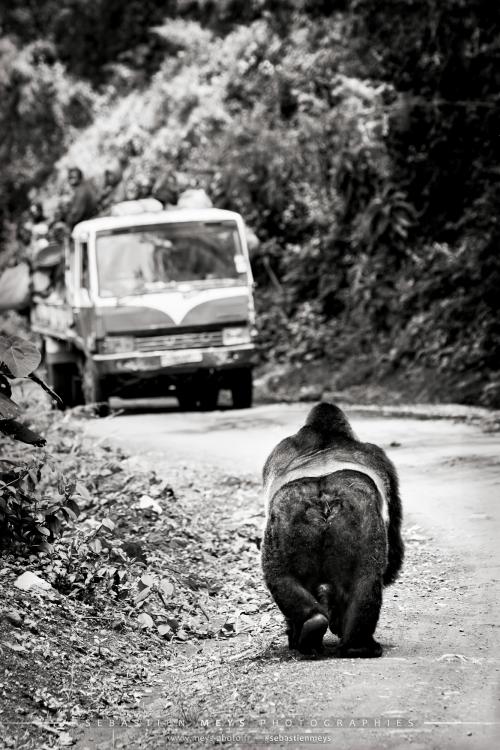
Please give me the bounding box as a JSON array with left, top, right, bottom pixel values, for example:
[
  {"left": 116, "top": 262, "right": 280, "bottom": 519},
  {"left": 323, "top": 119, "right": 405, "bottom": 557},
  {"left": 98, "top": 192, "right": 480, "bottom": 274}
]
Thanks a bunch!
[
  {"left": 0, "top": 332, "right": 62, "bottom": 445},
  {"left": 0, "top": 332, "right": 78, "bottom": 552}
]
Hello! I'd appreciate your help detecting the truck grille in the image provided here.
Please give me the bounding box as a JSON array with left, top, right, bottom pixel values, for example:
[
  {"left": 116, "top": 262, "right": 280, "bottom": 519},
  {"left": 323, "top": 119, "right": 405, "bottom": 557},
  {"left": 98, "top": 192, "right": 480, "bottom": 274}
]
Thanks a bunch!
[{"left": 133, "top": 330, "right": 223, "bottom": 352}]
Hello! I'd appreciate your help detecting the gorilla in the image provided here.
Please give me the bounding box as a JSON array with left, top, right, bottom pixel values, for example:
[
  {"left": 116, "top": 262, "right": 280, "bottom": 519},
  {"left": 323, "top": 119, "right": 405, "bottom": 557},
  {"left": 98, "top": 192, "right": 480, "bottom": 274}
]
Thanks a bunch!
[{"left": 261, "top": 403, "right": 404, "bottom": 657}]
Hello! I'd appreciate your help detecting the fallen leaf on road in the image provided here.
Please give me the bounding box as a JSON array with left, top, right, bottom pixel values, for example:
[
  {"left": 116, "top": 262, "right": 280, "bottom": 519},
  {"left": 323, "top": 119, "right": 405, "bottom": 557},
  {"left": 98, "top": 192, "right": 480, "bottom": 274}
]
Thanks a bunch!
[
  {"left": 159, "top": 579, "right": 174, "bottom": 598},
  {"left": 137, "top": 613, "right": 154, "bottom": 629},
  {"left": 134, "top": 587, "right": 152, "bottom": 605}
]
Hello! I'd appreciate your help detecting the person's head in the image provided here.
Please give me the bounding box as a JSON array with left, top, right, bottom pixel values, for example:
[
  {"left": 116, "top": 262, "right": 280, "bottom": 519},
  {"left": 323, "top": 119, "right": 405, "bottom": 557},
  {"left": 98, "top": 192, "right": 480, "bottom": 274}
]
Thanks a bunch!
[
  {"left": 52, "top": 202, "right": 66, "bottom": 224},
  {"left": 305, "top": 402, "right": 356, "bottom": 441},
  {"left": 136, "top": 174, "right": 153, "bottom": 198},
  {"left": 104, "top": 164, "right": 121, "bottom": 188},
  {"left": 124, "top": 179, "right": 140, "bottom": 201},
  {"left": 68, "top": 167, "right": 83, "bottom": 187},
  {"left": 51, "top": 223, "right": 67, "bottom": 243}
]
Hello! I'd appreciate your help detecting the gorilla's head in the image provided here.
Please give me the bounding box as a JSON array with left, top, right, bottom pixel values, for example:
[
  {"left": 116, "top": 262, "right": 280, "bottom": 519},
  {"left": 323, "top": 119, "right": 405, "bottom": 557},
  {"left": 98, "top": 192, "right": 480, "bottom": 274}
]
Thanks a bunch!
[{"left": 305, "top": 402, "right": 355, "bottom": 440}]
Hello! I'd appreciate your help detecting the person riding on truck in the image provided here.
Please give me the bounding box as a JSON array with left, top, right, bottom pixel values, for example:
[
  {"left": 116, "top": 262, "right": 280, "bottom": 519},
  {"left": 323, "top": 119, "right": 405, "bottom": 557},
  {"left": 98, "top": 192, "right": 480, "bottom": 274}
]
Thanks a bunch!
[{"left": 66, "top": 167, "right": 98, "bottom": 228}]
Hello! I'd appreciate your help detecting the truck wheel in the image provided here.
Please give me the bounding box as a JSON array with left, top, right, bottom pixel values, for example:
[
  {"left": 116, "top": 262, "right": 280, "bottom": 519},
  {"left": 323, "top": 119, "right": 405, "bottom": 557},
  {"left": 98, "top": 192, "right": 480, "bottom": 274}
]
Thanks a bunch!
[
  {"left": 47, "top": 362, "right": 82, "bottom": 410},
  {"left": 231, "top": 369, "right": 253, "bottom": 409},
  {"left": 81, "top": 358, "right": 109, "bottom": 417},
  {"left": 176, "top": 385, "right": 198, "bottom": 412},
  {"left": 198, "top": 380, "right": 219, "bottom": 411}
]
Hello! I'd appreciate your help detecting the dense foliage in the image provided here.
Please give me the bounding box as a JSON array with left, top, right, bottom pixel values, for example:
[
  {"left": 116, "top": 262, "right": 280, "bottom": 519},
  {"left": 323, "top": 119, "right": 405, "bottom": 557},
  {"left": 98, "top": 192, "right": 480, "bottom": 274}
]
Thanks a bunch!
[
  {"left": 0, "top": 332, "right": 71, "bottom": 551},
  {"left": 0, "top": 1, "right": 498, "bottom": 405},
  {"left": 0, "top": 36, "right": 95, "bottom": 243}
]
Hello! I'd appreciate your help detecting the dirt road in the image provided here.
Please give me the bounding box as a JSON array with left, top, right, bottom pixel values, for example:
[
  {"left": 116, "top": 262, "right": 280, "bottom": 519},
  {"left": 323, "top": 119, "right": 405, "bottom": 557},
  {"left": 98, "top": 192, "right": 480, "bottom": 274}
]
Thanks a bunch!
[{"left": 81, "top": 402, "right": 500, "bottom": 749}]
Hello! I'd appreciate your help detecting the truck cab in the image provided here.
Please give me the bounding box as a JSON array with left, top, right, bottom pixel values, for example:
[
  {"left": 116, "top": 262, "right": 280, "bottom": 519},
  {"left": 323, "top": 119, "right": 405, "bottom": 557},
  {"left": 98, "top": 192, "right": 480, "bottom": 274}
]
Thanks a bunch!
[{"left": 33, "top": 206, "right": 257, "bottom": 412}]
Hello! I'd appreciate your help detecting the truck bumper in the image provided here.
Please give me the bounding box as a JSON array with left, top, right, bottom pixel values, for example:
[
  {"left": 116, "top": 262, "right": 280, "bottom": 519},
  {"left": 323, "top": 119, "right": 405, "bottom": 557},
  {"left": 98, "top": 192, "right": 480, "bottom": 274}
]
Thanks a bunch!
[{"left": 92, "top": 344, "right": 256, "bottom": 377}]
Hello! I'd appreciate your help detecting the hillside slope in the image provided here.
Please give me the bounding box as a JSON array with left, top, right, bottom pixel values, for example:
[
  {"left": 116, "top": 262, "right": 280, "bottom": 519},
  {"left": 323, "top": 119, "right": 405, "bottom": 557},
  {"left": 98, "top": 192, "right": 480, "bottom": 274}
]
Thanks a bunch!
[{"left": 2, "top": 2, "right": 499, "bottom": 407}]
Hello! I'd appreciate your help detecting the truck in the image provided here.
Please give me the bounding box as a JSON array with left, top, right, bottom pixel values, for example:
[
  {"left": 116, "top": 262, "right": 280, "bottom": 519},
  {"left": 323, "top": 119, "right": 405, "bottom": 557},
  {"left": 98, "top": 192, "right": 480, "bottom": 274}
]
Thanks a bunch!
[{"left": 31, "top": 206, "right": 257, "bottom": 414}]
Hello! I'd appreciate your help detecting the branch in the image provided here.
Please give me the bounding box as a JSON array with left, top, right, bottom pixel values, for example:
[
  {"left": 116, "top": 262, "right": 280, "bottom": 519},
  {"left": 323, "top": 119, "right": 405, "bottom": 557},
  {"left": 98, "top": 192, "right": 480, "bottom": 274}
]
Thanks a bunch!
[{"left": 29, "top": 372, "right": 63, "bottom": 407}]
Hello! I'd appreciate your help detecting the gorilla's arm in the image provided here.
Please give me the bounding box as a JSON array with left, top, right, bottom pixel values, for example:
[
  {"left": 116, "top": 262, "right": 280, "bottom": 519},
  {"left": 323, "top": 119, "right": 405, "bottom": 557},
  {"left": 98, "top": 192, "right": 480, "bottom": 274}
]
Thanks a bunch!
[{"left": 364, "top": 443, "right": 404, "bottom": 585}]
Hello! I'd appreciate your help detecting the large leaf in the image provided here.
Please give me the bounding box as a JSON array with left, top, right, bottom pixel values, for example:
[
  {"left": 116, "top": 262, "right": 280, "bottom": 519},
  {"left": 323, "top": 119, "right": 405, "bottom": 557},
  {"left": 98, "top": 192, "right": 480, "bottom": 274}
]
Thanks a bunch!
[
  {"left": 0, "top": 419, "right": 46, "bottom": 446},
  {"left": 0, "top": 393, "right": 21, "bottom": 420},
  {"left": 0, "top": 335, "right": 41, "bottom": 378}
]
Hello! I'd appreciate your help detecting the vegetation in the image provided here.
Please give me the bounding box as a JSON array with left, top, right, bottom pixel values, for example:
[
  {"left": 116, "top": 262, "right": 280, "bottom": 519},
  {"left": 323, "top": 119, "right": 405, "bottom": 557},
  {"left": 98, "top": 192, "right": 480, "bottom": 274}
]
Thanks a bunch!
[
  {"left": 0, "top": 37, "right": 95, "bottom": 252},
  {"left": 0, "top": 367, "right": 275, "bottom": 747},
  {"left": 0, "top": 1, "right": 498, "bottom": 405}
]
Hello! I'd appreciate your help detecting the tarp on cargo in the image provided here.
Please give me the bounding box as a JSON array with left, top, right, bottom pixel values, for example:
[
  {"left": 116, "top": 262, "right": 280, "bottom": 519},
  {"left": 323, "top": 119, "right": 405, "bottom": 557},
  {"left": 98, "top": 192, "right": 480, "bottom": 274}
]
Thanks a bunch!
[
  {"left": 110, "top": 198, "right": 163, "bottom": 216},
  {"left": 177, "top": 189, "right": 213, "bottom": 209}
]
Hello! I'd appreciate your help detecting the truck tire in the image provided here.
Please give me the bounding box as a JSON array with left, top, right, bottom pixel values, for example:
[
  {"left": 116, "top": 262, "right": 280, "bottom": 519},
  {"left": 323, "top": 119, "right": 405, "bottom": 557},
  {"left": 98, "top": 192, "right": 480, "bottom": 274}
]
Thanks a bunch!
[
  {"left": 47, "top": 362, "right": 82, "bottom": 410},
  {"left": 198, "top": 380, "right": 219, "bottom": 411},
  {"left": 81, "top": 357, "right": 109, "bottom": 417},
  {"left": 230, "top": 369, "right": 253, "bottom": 409},
  {"left": 176, "top": 385, "right": 198, "bottom": 412}
]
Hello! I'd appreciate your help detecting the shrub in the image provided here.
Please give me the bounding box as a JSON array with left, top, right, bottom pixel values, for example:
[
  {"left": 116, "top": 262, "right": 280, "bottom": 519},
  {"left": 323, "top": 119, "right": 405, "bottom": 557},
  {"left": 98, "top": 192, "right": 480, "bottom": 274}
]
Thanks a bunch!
[{"left": 0, "top": 332, "right": 79, "bottom": 552}]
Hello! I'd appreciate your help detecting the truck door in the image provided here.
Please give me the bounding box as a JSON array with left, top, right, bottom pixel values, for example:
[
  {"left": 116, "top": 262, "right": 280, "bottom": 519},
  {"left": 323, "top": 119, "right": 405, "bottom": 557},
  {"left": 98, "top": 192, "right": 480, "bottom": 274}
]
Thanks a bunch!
[{"left": 72, "top": 239, "right": 95, "bottom": 351}]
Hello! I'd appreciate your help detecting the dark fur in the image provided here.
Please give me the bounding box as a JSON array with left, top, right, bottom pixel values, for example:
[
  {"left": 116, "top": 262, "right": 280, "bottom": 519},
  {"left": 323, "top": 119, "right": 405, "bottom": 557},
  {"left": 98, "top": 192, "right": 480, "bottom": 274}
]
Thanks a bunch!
[{"left": 261, "top": 403, "right": 404, "bottom": 657}]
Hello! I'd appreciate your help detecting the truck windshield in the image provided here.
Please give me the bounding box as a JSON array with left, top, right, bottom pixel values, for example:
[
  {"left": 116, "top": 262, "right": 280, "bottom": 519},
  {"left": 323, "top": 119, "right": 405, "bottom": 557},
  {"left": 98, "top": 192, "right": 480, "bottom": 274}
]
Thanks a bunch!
[{"left": 96, "top": 220, "right": 246, "bottom": 297}]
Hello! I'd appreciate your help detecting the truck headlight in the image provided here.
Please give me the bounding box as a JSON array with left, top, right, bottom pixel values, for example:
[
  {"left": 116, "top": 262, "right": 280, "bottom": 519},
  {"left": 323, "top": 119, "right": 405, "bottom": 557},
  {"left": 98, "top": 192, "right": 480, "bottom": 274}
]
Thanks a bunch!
[
  {"left": 222, "top": 327, "right": 251, "bottom": 346},
  {"left": 100, "top": 336, "right": 135, "bottom": 354}
]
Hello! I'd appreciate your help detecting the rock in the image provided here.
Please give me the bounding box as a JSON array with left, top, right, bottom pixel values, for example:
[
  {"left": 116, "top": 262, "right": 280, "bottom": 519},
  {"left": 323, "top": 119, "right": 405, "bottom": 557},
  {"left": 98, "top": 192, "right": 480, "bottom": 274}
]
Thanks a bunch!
[
  {"left": 1, "top": 610, "right": 23, "bottom": 627},
  {"left": 14, "top": 571, "right": 52, "bottom": 592},
  {"left": 58, "top": 732, "right": 75, "bottom": 746},
  {"left": 137, "top": 495, "right": 163, "bottom": 514}
]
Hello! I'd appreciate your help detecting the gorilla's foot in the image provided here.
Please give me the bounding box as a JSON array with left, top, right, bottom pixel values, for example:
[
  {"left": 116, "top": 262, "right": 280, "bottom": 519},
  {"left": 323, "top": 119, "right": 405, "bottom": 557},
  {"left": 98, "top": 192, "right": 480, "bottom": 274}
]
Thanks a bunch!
[
  {"left": 337, "top": 637, "right": 383, "bottom": 658},
  {"left": 297, "top": 613, "right": 328, "bottom": 655}
]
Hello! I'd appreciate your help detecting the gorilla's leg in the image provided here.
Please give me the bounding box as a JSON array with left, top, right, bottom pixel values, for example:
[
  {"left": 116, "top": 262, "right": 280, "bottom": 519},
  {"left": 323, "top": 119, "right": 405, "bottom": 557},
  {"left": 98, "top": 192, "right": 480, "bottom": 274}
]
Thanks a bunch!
[
  {"left": 267, "top": 575, "right": 328, "bottom": 654},
  {"left": 299, "top": 613, "right": 329, "bottom": 654},
  {"left": 338, "top": 577, "right": 383, "bottom": 658},
  {"left": 317, "top": 582, "right": 344, "bottom": 638},
  {"left": 318, "top": 583, "right": 341, "bottom": 638},
  {"left": 263, "top": 481, "right": 329, "bottom": 654}
]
